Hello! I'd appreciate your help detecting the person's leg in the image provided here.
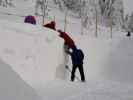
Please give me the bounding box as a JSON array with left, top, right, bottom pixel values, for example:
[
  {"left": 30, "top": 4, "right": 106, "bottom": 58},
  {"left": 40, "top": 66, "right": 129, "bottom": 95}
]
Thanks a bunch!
[
  {"left": 71, "top": 65, "right": 77, "bottom": 81},
  {"left": 78, "top": 64, "right": 85, "bottom": 82}
]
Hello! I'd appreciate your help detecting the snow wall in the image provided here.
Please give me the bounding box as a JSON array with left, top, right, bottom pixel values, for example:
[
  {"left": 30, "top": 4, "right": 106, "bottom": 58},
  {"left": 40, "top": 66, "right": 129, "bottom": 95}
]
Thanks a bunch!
[
  {"left": 0, "top": 58, "right": 42, "bottom": 100},
  {"left": 0, "top": 20, "right": 66, "bottom": 88},
  {"left": 1, "top": 20, "right": 133, "bottom": 85}
]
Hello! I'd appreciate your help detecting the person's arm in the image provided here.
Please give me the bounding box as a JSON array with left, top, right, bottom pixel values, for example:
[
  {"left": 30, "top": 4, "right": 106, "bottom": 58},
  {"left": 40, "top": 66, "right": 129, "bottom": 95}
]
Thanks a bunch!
[
  {"left": 65, "top": 49, "right": 72, "bottom": 55},
  {"left": 66, "top": 51, "right": 71, "bottom": 55}
]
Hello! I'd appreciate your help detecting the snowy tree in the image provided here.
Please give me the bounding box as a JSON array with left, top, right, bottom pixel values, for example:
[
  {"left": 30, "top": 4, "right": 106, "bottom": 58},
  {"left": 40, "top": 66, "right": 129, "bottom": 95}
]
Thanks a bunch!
[
  {"left": 53, "top": 0, "right": 65, "bottom": 11},
  {"left": 53, "top": 0, "right": 124, "bottom": 30},
  {"left": 81, "top": 0, "right": 101, "bottom": 28},
  {"left": 125, "top": 13, "right": 133, "bottom": 32},
  {"left": 99, "top": 0, "right": 124, "bottom": 27},
  {"left": 35, "top": 0, "right": 49, "bottom": 16},
  {"left": 0, "top": 0, "right": 14, "bottom": 7},
  {"left": 53, "top": 0, "right": 86, "bottom": 17},
  {"left": 81, "top": 0, "right": 124, "bottom": 29},
  {"left": 129, "top": 13, "right": 133, "bottom": 32}
]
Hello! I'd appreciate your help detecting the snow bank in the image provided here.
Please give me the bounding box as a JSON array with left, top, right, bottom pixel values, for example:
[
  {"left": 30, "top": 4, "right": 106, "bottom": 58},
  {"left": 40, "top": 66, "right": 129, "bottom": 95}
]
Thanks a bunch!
[
  {"left": 0, "top": 58, "right": 42, "bottom": 100},
  {"left": 0, "top": 20, "right": 65, "bottom": 88}
]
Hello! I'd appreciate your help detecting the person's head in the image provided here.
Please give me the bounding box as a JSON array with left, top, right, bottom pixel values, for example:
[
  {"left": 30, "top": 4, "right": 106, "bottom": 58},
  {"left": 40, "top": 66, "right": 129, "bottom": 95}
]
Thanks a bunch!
[{"left": 24, "top": 15, "right": 36, "bottom": 25}]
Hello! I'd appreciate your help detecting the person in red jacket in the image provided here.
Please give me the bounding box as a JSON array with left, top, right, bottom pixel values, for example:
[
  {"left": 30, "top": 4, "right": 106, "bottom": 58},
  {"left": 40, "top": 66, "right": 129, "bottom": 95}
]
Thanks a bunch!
[
  {"left": 57, "top": 29, "right": 75, "bottom": 50},
  {"left": 43, "top": 21, "right": 56, "bottom": 30}
]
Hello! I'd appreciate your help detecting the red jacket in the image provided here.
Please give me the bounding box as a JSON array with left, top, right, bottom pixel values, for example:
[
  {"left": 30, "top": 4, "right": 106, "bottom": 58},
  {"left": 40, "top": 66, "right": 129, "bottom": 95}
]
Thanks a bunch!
[
  {"left": 43, "top": 21, "right": 56, "bottom": 30},
  {"left": 59, "top": 31, "right": 75, "bottom": 48}
]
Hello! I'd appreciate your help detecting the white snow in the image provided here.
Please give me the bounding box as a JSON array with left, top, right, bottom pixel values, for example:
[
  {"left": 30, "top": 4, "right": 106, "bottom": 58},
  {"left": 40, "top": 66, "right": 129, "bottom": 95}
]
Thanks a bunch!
[
  {"left": 0, "top": 58, "right": 42, "bottom": 100},
  {"left": 0, "top": 0, "right": 133, "bottom": 100},
  {"left": 37, "top": 80, "right": 133, "bottom": 100},
  {"left": 0, "top": 19, "right": 65, "bottom": 88}
]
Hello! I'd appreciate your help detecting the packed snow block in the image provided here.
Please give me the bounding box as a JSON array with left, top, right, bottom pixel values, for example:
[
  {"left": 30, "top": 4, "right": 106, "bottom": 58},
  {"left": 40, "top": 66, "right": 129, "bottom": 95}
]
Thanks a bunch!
[
  {"left": 0, "top": 58, "right": 42, "bottom": 100},
  {"left": 0, "top": 20, "right": 65, "bottom": 88}
]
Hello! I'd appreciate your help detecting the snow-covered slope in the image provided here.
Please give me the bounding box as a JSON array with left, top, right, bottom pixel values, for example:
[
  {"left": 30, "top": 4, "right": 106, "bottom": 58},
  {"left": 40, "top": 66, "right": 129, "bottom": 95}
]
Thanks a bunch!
[
  {"left": 0, "top": 58, "right": 42, "bottom": 100},
  {"left": 0, "top": 20, "right": 65, "bottom": 88}
]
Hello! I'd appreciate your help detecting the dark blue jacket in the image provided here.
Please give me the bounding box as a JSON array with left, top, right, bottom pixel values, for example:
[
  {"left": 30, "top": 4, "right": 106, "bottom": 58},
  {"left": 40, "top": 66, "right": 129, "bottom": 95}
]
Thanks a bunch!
[{"left": 69, "top": 48, "right": 84, "bottom": 65}]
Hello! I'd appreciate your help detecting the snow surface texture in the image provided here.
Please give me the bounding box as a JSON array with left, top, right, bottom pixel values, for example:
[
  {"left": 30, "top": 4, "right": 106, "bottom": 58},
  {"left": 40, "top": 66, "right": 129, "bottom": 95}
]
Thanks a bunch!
[
  {"left": 0, "top": 58, "right": 42, "bottom": 100},
  {"left": 0, "top": 20, "right": 66, "bottom": 88},
  {"left": 37, "top": 80, "right": 133, "bottom": 100}
]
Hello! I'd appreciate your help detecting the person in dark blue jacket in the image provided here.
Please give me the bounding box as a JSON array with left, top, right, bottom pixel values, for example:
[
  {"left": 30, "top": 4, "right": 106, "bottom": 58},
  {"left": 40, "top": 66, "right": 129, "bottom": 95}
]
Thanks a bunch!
[{"left": 66, "top": 46, "right": 85, "bottom": 82}]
